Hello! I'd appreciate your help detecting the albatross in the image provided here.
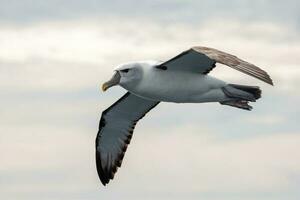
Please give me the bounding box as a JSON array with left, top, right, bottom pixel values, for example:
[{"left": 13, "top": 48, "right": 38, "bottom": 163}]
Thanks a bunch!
[{"left": 96, "top": 46, "right": 273, "bottom": 186}]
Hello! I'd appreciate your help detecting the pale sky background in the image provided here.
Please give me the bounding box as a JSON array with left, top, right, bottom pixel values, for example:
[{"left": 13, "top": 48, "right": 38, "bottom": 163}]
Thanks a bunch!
[{"left": 1, "top": 1, "right": 300, "bottom": 200}]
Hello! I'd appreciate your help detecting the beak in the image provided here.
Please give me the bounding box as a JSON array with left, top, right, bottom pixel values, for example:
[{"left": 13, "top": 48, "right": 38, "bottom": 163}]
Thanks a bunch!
[{"left": 102, "top": 71, "right": 121, "bottom": 92}]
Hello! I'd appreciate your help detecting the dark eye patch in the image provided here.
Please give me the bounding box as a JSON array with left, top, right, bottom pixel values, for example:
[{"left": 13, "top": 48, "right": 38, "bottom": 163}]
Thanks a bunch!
[{"left": 120, "top": 69, "right": 130, "bottom": 73}]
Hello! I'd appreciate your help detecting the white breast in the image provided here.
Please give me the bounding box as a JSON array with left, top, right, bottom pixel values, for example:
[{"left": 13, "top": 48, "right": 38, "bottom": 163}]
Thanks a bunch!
[{"left": 126, "top": 66, "right": 227, "bottom": 103}]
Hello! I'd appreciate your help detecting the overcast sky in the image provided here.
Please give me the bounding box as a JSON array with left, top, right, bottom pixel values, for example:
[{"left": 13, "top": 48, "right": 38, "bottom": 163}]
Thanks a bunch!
[{"left": 1, "top": 1, "right": 300, "bottom": 200}]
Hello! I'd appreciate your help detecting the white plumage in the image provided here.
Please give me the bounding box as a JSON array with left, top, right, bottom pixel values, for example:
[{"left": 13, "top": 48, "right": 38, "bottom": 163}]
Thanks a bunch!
[
  {"left": 96, "top": 46, "right": 273, "bottom": 186},
  {"left": 122, "top": 61, "right": 227, "bottom": 103}
]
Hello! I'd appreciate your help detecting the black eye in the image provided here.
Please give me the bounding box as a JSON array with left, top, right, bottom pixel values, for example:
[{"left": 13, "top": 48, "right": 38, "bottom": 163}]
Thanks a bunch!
[{"left": 120, "top": 69, "right": 130, "bottom": 73}]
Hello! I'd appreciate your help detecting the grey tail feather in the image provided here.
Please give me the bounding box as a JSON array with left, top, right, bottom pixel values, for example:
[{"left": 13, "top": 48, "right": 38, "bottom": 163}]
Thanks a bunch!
[
  {"left": 228, "top": 84, "right": 261, "bottom": 100},
  {"left": 220, "top": 84, "right": 262, "bottom": 111},
  {"left": 220, "top": 100, "right": 253, "bottom": 111}
]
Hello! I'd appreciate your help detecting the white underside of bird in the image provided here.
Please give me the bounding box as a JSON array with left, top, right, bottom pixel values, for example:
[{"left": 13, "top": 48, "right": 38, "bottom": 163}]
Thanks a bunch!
[
  {"left": 96, "top": 46, "right": 273, "bottom": 186},
  {"left": 120, "top": 60, "right": 228, "bottom": 103}
]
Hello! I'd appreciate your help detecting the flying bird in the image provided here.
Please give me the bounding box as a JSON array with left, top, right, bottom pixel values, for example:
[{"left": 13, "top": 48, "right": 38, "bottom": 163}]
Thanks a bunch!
[{"left": 96, "top": 46, "right": 273, "bottom": 186}]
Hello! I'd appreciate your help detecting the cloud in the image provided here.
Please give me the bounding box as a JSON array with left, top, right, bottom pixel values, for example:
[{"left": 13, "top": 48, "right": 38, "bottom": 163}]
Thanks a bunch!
[
  {"left": 1, "top": 0, "right": 300, "bottom": 29},
  {"left": 124, "top": 127, "right": 300, "bottom": 200},
  {"left": 242, "top": 114, "right": 286, "bottom": 125},
  {"left": 0, "top": 18, "right": 299, "bottom": 93},
  {"left": 1, "top": 123, "right": 299, "bottom": 200}
]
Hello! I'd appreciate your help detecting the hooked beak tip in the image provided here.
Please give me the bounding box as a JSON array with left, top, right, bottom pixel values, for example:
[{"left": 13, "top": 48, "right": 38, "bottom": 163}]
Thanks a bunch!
[
  {"left": 101, "top": 71, "right": 121, "bottom": 92},
  {"left": 101, "top": 84, "right": 108, "bottom": 92}
]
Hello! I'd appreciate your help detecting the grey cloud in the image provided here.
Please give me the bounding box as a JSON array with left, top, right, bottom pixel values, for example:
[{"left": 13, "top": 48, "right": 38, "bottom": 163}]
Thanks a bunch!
[{"left": 0, "top": 0, "right": 300, "bottom": 29}]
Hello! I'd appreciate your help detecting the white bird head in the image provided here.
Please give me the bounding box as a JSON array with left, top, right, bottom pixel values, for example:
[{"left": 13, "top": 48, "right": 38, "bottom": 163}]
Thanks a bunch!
[{"left": 102, "top": 62, "right": 144, "bottom": 92}]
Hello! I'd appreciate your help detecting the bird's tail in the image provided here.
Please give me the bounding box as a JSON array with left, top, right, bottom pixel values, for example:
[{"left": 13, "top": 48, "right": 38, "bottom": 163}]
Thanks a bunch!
[{"left": 220, "top": 84, "right": 261, "bottom": 111}]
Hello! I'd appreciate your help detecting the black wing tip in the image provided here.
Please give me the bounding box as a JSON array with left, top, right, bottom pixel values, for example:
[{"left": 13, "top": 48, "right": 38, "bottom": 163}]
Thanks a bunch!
[
  {"left": 100, "top": 178, "right": 108, "bottom": 186},
  {"left": 262, "top": 75, "right": 274, "bottom": 86},
  {"left": 269, "top": 78, "right": 274, "bottom": 86},
  {"left": 96, "top": 151, "right": 111, "bottom": 186},
  {"left": 262, "top": 70, "right": 274, "bottom": 86}
]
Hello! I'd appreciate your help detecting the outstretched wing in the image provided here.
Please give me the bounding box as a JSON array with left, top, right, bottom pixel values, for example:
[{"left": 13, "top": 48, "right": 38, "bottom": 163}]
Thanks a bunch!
[
  {"left": 95, "top": 92, "right": 159, "bottom": 186},
  {"left": 157, "top": 46, "right": 273, "bottom": 85}
]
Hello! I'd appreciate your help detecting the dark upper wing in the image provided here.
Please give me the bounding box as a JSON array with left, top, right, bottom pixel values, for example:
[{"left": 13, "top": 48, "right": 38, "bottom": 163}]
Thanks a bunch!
[
  {"left": 157, "top": 46, "right": 273, "bottom": 85},
  {"left": 95, "top": 92, "right": 159, "bottom": 186}
]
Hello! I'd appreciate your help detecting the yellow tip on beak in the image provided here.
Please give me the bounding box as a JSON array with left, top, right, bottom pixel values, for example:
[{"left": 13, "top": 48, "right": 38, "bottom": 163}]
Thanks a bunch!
[
  {"left": 101, "top": 84, "right": 108, "bottom": 92},
  {"left": 101, "top": 71, "right": 121, "bottom": 92}
]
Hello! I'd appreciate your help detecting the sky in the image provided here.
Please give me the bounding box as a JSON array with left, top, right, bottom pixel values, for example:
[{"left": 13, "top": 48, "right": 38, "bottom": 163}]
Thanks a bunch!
[{"left": 1, "top": 1, "right": 300, "bottom": 200}]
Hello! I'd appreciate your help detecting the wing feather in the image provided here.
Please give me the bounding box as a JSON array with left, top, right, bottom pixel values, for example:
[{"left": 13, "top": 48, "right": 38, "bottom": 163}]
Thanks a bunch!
[
  {"left": 95, "top": 92, "right": 159, "bottom": 186},
  {"left": 158, "top": 46, "right": 273, "bottom": 85},
  {"left": 193, "top": 46, "right": 273, "bottom": 85}
]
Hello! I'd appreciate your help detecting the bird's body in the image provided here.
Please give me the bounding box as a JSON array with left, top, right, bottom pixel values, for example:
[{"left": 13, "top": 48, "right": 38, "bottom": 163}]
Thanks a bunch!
[
  {"left": 96, "top": 46, "right": 274, "bottom": 186},
  {"left": 121, "top": 60, "right": 228, "bottom": 103}
]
